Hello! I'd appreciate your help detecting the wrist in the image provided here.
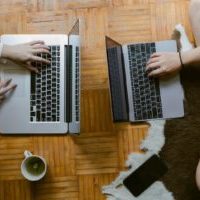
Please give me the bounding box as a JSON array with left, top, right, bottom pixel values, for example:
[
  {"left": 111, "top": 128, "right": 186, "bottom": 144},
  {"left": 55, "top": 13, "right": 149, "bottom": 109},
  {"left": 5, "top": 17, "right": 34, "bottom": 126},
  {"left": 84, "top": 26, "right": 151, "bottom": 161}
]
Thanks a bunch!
[
  {"left": 1, "top": 45, "right": 12, "bottom": 59},
  {"left": 180, "top": 49, "right": 199, "bottom": 66}
]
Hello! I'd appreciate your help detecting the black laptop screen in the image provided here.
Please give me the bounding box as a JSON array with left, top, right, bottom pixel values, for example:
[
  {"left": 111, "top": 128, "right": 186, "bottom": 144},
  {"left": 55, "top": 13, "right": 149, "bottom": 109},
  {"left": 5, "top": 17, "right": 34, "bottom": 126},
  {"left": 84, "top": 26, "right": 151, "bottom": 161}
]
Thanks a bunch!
[{"left": 105, "top": 37, "right": 129, "bottom": 121}]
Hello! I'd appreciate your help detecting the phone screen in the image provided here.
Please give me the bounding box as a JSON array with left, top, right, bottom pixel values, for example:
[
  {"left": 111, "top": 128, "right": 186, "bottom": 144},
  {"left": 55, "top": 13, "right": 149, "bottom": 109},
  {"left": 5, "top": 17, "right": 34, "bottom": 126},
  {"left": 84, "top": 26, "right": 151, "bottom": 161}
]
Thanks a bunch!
[{"left": 123, "top": 154, "right": 168, "bottom": 197}]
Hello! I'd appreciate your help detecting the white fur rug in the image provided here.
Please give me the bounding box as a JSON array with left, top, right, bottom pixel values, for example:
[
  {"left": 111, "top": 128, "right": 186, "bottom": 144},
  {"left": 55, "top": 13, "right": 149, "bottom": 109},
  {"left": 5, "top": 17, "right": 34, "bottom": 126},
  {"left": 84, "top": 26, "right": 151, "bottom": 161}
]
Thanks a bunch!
[
  {"left": 102, "top": 24, "right": 193, "bottom": 200},
  {"left": 102, "top": 120, "right": 175, "bottom": 200}
]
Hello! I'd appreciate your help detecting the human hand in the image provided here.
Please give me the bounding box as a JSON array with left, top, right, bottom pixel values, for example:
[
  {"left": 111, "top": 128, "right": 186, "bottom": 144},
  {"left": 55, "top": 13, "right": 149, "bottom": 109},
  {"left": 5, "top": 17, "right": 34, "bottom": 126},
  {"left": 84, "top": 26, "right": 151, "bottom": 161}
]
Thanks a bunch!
[
  {"left": 0, "top": 79, "right": 17, "bottom": 103},
  {"left": 1, "top": 41, "right": 50, "bottom": 73},
  {"left": 146, "top": 52, "right": 182, "bottom": 77}
]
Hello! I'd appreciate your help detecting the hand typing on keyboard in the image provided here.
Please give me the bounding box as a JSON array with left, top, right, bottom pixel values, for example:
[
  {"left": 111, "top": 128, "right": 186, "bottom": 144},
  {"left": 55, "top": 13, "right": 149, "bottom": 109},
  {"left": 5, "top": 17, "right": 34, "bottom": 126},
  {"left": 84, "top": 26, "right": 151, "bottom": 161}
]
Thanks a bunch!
[
  {"left": 146, "top": 52, "right": 182, "bottom": 77},
  {"left": 0, "top": 79, "right": 17, "bottom": 104},
  {"left": 1, "top": 41, "right": 51, "bottom": 73},
  {"left": 30, "top": 45, "right": 61, "bottom": 122}
]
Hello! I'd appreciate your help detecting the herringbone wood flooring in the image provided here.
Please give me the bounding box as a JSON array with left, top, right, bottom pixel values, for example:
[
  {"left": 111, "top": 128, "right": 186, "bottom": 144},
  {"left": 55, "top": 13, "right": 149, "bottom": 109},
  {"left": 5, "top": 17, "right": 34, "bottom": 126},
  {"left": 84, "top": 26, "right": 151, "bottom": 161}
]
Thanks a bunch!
[{"left": 0, "top": 0, "right": 193, "bottom": 199}]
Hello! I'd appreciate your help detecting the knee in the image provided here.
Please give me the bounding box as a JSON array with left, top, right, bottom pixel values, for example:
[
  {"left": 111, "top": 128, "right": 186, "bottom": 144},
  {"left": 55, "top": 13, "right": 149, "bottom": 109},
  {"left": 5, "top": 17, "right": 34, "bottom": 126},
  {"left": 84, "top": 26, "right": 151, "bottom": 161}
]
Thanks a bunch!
[{"left": 196, "top": 160, "right": 200, "bottom": 190}]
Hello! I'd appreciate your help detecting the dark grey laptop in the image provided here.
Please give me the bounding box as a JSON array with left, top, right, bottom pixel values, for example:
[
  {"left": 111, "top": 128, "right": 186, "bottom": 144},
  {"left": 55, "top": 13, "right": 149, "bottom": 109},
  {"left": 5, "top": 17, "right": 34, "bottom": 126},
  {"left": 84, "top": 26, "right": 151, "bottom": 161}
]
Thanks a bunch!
[{"left": 105, "top": 37, "right": 184, "bottom": 122}]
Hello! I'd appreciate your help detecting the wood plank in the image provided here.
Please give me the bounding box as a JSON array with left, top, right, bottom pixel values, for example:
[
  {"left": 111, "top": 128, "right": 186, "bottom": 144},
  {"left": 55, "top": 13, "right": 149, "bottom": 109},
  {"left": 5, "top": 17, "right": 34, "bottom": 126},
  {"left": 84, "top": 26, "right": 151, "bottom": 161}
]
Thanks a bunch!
[
  {"left": 117, "top": 126, "right": 148, "bottom": 170},
  {"left": 33, "top": 176, "right": 78, "bottom": 200},
  {"left": 81, "top": 89, "right": 114, "bottom": 132},
  {"left": 27, "top": 11, "right": 76, "bottom": 34},
  {"left": 78, "top": 174, "right": 116, "bottom": 200},
  {"left": 107, "top": 5, "right": 153, "bottom": 43},
  {"left": 32, "top": 136, "right": 76, "bottom": 177},
  {"left": 75, "top": 134, "right": 119, "bottom": 174},
  {"left": 0, "top": 137, "right": 32, "bottom": 181},
  {"left": 0, "top": 180, "right": 33, "bottom": 200},
  {"left": 63, "top": 0, "right": 110, "bottom": 9},
  {"left": 0, "top": 13, "right": 27, "bottom": 34}
]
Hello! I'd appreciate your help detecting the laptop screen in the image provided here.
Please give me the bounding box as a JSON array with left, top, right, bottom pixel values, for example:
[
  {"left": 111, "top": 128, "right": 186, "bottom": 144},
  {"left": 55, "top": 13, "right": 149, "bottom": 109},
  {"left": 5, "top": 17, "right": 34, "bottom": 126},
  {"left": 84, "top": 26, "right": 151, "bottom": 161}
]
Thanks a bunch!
[
  {"left": 105, "top": 37, "right": 129, "bottom": 121},
  {"left": 68, "top": 20, "right": 79, "bottom": 45},
  {"left": 105, "top": 36, "right": 121, "bottom": 49},
  {"left": 65, "top": 20, "right": 80, "bottom": 124}
]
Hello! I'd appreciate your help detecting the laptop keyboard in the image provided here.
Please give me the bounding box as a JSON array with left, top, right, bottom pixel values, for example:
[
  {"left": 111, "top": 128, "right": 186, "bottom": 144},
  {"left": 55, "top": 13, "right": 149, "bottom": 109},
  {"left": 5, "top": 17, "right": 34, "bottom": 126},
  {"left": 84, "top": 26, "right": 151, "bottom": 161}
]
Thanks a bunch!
[
  {"left": 30, "top": 45, "right": 60, "bottom": 122},
  {"left": 128, "top": 43, "right": 163, "bottom": 120}
]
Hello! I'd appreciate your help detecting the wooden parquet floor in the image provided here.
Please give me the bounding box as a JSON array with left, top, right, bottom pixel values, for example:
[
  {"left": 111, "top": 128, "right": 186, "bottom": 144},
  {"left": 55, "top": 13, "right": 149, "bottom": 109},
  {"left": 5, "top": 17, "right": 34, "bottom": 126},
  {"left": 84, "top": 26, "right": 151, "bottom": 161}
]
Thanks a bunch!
[{"left": 0, "top": 0, "right": 194, "bottom": 199}]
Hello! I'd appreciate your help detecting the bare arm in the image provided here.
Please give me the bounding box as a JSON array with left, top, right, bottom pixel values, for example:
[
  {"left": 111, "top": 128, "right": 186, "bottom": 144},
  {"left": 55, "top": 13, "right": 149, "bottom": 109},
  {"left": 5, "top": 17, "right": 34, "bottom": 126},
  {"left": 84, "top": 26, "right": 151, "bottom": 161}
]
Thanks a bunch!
[
  {"left": 1, "top": 41, "right": 50, "bottom": 73},
  {"left": 0, "top": 41, "right": 51, "bottom": 104},
  {"left": 196, "top": 160, "right": 200, "bottom": 190},
  {"left": 146, "top": 47, "right": 200, "bottom": 77},
  {"left": 181, "top": 46, "right": 200, "bottom": 66}
]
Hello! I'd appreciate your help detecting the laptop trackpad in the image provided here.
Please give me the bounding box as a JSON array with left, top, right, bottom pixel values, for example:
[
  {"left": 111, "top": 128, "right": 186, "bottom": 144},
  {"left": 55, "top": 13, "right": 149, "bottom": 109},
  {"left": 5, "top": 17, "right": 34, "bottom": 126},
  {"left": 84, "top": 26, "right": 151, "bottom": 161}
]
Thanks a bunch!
[{"left": 3, "top": 69, "right": 28, "bottom": 98}]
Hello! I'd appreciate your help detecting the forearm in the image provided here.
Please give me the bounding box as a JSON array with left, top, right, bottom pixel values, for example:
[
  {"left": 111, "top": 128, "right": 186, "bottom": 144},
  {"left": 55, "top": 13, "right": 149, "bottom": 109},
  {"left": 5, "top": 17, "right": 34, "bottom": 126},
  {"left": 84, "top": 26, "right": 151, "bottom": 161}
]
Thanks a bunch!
[
  {"left": 0, "top": 44, "right": 13, "bottom": 64},
  {"left": 0, "top": 43, "right": 13, "bottom": 60},
  {"left": 1, "top": 44, "right": 15, "bottom": 60},
  {"left": 182, "top": 47, "right": 200, "bottom": 66}
]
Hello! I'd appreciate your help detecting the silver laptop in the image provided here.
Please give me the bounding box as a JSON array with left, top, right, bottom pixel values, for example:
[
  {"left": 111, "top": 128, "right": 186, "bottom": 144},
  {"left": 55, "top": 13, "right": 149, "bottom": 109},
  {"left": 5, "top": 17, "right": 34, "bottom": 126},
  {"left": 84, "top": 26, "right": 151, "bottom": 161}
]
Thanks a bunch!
[
  {"left": 105, "top": 37, "right": 184, "bottom": 122},
  {"left": 0, "top": 21, "right": 81, "bottom": 134}
]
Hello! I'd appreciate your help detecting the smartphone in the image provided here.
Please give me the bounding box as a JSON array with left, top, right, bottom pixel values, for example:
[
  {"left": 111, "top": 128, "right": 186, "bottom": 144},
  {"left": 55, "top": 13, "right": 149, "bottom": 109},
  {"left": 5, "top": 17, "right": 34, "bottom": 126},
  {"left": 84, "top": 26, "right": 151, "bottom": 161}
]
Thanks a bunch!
[{"left": 123, "top": 154, "right": 168, "bottom": 197}]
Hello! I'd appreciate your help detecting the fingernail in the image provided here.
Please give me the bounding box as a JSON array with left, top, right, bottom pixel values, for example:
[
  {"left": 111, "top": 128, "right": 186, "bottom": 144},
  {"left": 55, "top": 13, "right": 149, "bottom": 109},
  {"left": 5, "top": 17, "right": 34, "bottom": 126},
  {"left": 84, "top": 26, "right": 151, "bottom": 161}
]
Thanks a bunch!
[{"left": 12, "top": 85, "right": 17, "bottom": 89}]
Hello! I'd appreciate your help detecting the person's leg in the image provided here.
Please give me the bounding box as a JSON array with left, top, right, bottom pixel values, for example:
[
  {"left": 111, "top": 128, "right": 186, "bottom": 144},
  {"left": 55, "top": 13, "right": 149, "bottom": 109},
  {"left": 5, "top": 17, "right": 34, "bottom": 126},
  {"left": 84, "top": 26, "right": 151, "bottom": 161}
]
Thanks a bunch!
[
  {"left": 196, "top": 161, "right": 200, "bottom": 190},
  {"left": 189, "top": 0, "right": 200, "bottom": 46},
  {"left": 189, "top": 0, "right": 200, "bottom": 190}
]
